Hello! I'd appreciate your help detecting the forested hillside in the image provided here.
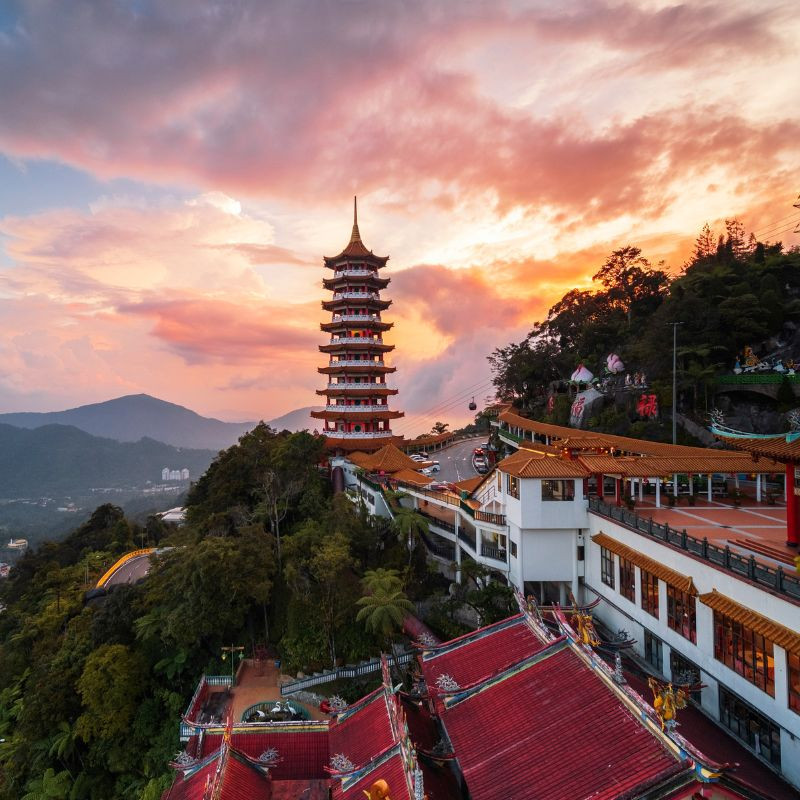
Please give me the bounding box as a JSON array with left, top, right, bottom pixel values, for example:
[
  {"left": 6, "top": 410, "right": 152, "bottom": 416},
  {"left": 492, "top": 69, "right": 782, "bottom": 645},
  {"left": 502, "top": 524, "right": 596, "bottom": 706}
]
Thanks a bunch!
[
  {"left": 0, "top": 424, "right": 511, "bottom": 799},
  {"left": 489, "top": 221, "right": 800, "bottom": 433}
]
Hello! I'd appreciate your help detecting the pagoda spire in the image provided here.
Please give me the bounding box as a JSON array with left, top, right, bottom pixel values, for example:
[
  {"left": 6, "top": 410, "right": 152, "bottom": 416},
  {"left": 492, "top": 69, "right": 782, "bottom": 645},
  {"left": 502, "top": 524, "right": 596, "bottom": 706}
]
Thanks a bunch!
[{"left": 350, "top": 195, "right": 362, "bottom": 244}]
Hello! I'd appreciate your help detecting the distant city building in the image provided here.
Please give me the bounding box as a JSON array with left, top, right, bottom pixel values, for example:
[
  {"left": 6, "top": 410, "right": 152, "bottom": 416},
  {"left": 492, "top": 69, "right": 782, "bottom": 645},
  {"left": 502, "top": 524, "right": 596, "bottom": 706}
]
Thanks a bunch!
[
  {"left": 162, "top": 467, "right": 190, "bottom": 481},
  {"left": 181, "top": 468, "right": 190, "bottom": 480},
  {"left": 312, "top": 198, "right": 404, "bottom": 453},
  {"left": 6, "top": 538, "right": 28, "bottom": 552},
  {"left": 0, "top": 563, "right": 10, "bottom": 579},
  {"left": 161, "top": 467, "right": 170, "bottom": 481}
]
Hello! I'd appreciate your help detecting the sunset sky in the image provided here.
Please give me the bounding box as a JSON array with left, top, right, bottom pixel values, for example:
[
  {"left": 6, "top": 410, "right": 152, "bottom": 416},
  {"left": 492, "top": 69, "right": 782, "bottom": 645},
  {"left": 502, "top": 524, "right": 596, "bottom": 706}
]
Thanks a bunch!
[{"left": 1, "top": 0, "right": 798, "bottom": 435}]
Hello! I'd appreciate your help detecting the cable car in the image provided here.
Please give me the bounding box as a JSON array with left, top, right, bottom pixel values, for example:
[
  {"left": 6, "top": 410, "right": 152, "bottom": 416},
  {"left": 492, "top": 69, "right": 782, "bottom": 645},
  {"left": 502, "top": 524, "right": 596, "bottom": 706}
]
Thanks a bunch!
[{"left": 468, "top": 396, "right": 477, "bottom": 411}]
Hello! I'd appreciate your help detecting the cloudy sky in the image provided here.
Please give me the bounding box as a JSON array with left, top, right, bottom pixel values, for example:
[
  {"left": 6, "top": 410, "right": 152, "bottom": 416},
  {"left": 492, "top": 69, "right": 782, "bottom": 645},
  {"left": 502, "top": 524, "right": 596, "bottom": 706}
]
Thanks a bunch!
[{"left": 1, "top": 0, "right": 798, "bottom": 433}]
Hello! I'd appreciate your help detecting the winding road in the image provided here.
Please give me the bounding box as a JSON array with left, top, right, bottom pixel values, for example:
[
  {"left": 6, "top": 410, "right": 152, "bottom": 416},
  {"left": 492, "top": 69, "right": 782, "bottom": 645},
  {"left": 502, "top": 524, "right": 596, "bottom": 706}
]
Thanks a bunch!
[{"left": 433, "top": 438, "right": 488, "bottom": 483}]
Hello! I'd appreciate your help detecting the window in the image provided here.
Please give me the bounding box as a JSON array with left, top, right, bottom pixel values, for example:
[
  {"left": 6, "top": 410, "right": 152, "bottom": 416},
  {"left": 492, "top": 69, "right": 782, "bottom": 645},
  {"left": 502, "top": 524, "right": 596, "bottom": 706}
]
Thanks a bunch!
[
  {"left": 719, "top": 687, "right": 781, "bottom": 767},
  {"left": 641, "top": 569, "right": 659, "bottom": 618},
  {"left": 670, "top": 651, "right": 702, "bottom": 703},
  {"left": 713, "top": 612, "right": 774, "bottom": 696},
  {"left": 600, "top": 547, "right": 615, "bottom": 589},
  {"left": 644, "top": 631, "right": 663, "bottom": 672},
  {"left": 510, "top": 540, "right": 517, "bottom": 558},
  {"left": 541, "top": 480, "right": 575, "bottom": 501},
  {"left": 620, "top": 557, "right": 635, "bottom": 602},
  {"left": 667, "top": 586, "right": 696, "bottom": 643},
  {"left": 788, "top": 651, "right": 800, "bottom": 715},
  {"left": 507, "top": 474, "right": 519, "bottom": 499}
]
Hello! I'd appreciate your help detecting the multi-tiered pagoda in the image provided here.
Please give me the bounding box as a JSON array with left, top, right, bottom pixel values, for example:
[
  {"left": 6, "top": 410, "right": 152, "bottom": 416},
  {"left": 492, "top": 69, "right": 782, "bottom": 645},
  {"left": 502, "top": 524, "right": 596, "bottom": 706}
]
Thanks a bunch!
[{"left": 312, "top": 199, "right": 404, "bottom": 451}]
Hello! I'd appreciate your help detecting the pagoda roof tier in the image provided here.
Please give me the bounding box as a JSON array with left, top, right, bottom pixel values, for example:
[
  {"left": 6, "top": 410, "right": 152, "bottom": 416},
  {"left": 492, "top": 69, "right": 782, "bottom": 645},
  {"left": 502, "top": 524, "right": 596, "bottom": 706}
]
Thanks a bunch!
[
  {"left": 322, "top": 295, "right": 391, "bottom": 312},
  {"left": 324, "top": 435, "right": 403, "bottom": 452},
  {"left": 320, "top": 317, "right": 393, "bottom": 333},
  {"left": 317, "top": 385, "right": 398, "bottom": 397},
  {"left": 311, "top": 409, "right": 404, "bottom": 422},
  {"left": 323, "top": 197, "right": 389, "bottom": 267},
  {"left": 323, "top": 274, "right": 390, "bottom": 291},
  {"left": 319, "top": 363, "right": 396, "bottom": 374},
  {"left": 318, "top": 340, "right": 394, "bottom": 354}
]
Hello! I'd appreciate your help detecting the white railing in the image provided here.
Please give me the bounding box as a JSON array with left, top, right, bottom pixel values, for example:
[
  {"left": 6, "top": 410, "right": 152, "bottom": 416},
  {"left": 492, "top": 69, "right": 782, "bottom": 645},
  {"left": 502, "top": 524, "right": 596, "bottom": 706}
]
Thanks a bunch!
[
  {"left": 325, "top": 382, "right": 394, "bottom": 390},
  {"left": 328, "top": 337, "right": 384, "bottom": 345},
  {"left": 332, "top": 291, "right": 380, "bottom": 301},
  {"left": 324, "top": 430, "right": 394, "bottom": 439},
  {"left": 333, "top": 269, "right": 375, "bottom": 278},
  {"left": 324, "top": 404, "right": 390, "bottom": 413},
  {"left": 329, "top": 314, "right": 382, "bottom": 323},
  {"left": 329, "top": 359, "right": 386, "bottom": 367}
]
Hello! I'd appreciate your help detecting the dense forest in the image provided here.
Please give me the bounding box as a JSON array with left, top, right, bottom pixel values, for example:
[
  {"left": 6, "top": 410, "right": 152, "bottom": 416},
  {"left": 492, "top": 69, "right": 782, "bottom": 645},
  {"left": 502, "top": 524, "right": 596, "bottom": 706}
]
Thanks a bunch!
[
  {"left": 489, "top": 220, "right": 800, "bottom": 435},
  {"left": 0, "top": 424, "right": 510, "bottom": 799}
]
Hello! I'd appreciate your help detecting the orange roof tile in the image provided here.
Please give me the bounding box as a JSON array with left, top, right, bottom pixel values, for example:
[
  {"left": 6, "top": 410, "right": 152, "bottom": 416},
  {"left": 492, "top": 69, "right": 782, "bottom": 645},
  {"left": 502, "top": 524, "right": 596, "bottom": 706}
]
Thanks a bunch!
[
  {"left": 699, "top": 590, "right": 800, "bottom": 655},
  {"left": 389, "top": 468, "right": 434, "bottom": 486},
  {"left": 578, "top": 453, "right": 766, "bottom": 477},
  {"left": 454, "top": 475, "right": 485, "bottom": 493},
  {"left": 325, "top": 436, "right": 404, "bottom": 452},
  {"left": 347, "top": 443, "right": 421, "bottom": 473},
  {"left": 713, "top": 433, "right": 800, "bottom": 464},
  {"left": 498, "top": 450, "right": 588, "bottom": 479},
  {"left": 592, "top": 533, "right": 697, "bottom": 595}
]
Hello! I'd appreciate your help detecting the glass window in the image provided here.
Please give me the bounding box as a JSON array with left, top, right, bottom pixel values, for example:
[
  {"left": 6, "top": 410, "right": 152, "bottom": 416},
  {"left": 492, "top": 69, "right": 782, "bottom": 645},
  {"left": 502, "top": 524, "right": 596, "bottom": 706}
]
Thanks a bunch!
[
  {"left": 510, "top": 540, "right": 517, "bottom": 559},
  {"left": 670, "top": 651, "right": 702, "bottom": 703},
  {"left": 789, "top": 651, "right": 800, "bottom": 715},
  {"left": 644, "top": 631, "right": 662, "bottom": 672},
  {"left": 620, "top": 557, "right": 635, "bottom": 603},
  {"left": 719, "top": 687, "right": 781, "bottom": 767},
  {"left": 667, "top": 586, "right": 696, "bottom": 643},
  {"left": 541, "top": 480, "right": 575, "bottom": 501},
  {"left": 713, "top": 611, "right": 774, "bottom": 696},
  {"left": 600, "top": 547, "right": 615, "bottom": 589},
  {"left": 641, "top": 569, "right": 659, "bottom": 618},
  {"left": 507, "top": 474, "right": 519, "bottom": 499}
]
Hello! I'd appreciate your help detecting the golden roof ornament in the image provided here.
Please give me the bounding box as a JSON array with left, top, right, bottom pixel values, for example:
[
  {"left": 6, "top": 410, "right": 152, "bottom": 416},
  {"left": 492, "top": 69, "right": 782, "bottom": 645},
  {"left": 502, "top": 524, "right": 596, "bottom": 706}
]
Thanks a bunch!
[
  {"left": 647, "top": 677, "right": 688, "bottom": 731},
  {"left": 363, "top": 779, "right": 391, "bottom": 800},
  {"left": 351, "top": 195, "right": 362, "bottom": 244}
]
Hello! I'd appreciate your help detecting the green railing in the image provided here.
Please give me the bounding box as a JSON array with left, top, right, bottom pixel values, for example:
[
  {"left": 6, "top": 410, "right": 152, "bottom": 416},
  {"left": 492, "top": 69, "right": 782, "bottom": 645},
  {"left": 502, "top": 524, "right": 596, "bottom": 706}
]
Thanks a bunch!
[{"left": 717, "top": 373, "right": 800, "bottom": 385}]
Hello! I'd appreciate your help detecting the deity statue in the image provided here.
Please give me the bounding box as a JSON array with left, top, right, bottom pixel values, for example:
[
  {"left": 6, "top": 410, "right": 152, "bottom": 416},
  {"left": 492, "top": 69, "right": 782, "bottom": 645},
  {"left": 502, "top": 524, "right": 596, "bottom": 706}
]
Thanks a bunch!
[
  {"left": 647, "top": 677, "right": 688, "bottom": 731},
  {"left": 743, "top": 346, "right": 759, "bottom": 368},
  {"left": 733, "top": 358, "right": 742, "bottom": 375}
]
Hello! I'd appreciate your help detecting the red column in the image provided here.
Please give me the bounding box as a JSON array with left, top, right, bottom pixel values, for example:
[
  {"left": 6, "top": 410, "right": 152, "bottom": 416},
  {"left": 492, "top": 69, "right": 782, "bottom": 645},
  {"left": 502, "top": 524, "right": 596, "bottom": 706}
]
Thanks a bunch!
[
  {"left": 786, "top": 462, "right": 799, "bottom": 547},
  {"left": 596, "top": 473, "right": 604, "bottom": 500},
  {"left": 615, "top": 478, "right": 622, "bottom": 507}
]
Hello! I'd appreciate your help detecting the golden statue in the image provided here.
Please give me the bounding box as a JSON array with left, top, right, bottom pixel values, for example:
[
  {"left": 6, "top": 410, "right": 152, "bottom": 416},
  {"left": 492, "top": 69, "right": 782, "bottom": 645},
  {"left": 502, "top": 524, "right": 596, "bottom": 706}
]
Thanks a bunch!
[
  {"left": 648, "top": 677, "right": 688, "bottom": 730},
  {"left": 572, "top": 611, "right": 600, "bottom": 647},
  {"left": 363, "top": 780, "right": 391, "bottom": 800},
  {"left": 743, "top": 346, "right": 759, "bottom": 368}
]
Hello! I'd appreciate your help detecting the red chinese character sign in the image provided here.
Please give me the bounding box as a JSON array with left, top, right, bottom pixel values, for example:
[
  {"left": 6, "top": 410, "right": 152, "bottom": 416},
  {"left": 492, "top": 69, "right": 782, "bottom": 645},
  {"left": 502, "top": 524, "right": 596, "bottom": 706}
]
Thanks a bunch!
[
  {"left": 570, "top": 396, "right": 585, "bottom": 419},
  {"left": 547, "top": 395, "right": 555, "bottom": 414},
  {"left": 637, "top": 393, "right": 659, "bottom": 419}
]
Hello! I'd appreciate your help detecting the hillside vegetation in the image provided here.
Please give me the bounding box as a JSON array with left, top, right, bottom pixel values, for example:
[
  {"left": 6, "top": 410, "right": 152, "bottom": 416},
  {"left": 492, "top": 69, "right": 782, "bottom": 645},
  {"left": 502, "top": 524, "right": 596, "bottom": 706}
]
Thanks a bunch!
[{"left": 489, "top": 221, "right": 800, "bottom": 432}]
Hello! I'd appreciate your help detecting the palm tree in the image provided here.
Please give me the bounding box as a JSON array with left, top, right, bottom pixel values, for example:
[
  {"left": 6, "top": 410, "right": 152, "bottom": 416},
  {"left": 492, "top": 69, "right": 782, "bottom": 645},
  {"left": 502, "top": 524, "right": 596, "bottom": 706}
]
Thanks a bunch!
[
  {"left": 362, "top": 568, "right": 403, "bottom": 595},
  {"left": 356, "top": 588, "right": 414, "bottom": 641},
  {"left": 392, "top": 508, "right": 429, "bottom": 565}
]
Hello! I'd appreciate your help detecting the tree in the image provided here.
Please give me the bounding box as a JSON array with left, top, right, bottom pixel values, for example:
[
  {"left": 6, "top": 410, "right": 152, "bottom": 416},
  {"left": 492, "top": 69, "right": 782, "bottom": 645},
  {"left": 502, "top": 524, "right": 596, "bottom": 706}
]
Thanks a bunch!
[
  {"left": 356, "top": 587, "right": 414, "bottom": 641},
  {"left": 392, "top": 508, "right": 429, "bottom": 566},
  {"left": 362, "top": 568, "right": 403, "bottom": 595},
  {"left": 430, "top": 421, "right": 449, "bottom": 435}
]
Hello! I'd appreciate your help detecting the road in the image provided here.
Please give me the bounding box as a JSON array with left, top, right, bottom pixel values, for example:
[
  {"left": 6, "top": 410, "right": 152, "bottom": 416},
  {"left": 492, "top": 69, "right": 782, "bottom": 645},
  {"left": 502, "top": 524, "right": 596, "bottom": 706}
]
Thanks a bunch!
[
  {"left": 104, "top": 553, "right": 153, "bottom": 587},
  {"left": 432, "top": 438, "right": 489, "bottom": 484}
]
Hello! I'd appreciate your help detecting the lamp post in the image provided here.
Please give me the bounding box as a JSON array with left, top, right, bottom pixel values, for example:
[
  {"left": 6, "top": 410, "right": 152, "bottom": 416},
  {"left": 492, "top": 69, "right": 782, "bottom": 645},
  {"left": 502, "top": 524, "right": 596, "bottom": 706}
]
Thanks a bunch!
[
  {"left": 667, "top": 322, "right": 684, "bottom": 444},
  {"left": 221, "top": 644, "right": 245, "bottom": 684}
]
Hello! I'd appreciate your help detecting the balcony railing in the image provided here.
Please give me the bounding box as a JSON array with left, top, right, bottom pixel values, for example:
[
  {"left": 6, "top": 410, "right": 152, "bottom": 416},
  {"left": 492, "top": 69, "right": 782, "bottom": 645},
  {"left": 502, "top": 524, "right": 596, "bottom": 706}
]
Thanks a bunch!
[
  {"left": 332, "top": 291, "right": 380, "bottom": 301},
  {"left": 325, "top": 382, "right": 394, "bottom": 390},
  {"left": 328, "top": 337, "right": 384, "bottom": 345},
  {"left": 458, "top": 528, "right": 476, "bottom": 551},
  {"left": 588, "top": 497, "right": 800, "bottom": 602},
  {"left": 417, "top": 508, "right": 457, "bottom": 534},
  {"left": 333, "top": 269, "right": 376, "bottom": 278},
  {"left": 481, "top": 542, "right": 508, "bottom": 563},
  {"left": 330, "top": 314, "right": 383, "bottom": 323},
  {"left": 324, "top": 430, "right": 394, "bottom": 439},
  {"left": 474, "top": 509, "right": 507, "bottom": 526},
  {"left": 420, "top": 530, "right": 456, "bottom": 561},
  {"left": 324, "top": 404, "right": 390, "bottom": 413},
  {"left": 328, "top": 359, "right": 386, "bottom": 367}
]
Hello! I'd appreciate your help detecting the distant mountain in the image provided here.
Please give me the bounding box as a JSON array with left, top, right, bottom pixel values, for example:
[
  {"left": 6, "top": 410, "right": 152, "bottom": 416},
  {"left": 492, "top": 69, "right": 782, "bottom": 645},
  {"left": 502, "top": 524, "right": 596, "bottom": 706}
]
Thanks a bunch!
[
  {"left": 0, "top": 423, "right": 216, "bottom": 496},
  {"left": 266, "top": 405, "right": 324, "bottom": 433},
  {"left": 0, "top": 394, "right": 255, "bottom": 451}
]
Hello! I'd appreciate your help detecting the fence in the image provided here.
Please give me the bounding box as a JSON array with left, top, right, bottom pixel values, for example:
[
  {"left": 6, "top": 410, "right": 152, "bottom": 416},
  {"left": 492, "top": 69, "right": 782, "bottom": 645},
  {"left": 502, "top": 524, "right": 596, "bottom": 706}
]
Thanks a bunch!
[
  {"left": 481, "top": 542, "right": 508, "bottom": 563},
  {"left": 417, "top": 508, "right": 456, "bottom": 534},
  {"left": 280, "top": 652, "right": 415, "bottom": 695},
  {"left": 588, "top": 497, "right": 800, "bottom": 601}
]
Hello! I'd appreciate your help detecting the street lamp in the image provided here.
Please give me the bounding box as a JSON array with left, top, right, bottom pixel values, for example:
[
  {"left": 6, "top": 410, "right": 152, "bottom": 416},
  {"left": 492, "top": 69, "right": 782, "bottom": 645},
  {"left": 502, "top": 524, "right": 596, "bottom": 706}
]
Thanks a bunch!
[
  {"left": 666, "top": 322, "right": 685, "bottom": 445},
  {"left": 221, "top": 644, "right": 245, "bottom": 684}
]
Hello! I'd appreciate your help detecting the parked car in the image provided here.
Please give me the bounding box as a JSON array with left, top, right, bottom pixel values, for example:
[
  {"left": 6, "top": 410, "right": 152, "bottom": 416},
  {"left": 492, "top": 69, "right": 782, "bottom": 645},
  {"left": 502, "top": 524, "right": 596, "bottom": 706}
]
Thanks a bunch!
[{"left": 409, "top": 454, "right": 426, "bottom": 462}]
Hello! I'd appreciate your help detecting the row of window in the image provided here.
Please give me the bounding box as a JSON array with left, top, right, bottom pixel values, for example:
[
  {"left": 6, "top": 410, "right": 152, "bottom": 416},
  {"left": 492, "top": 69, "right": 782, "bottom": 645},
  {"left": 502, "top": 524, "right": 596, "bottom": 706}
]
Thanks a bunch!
[
  {"left": 599, "top": 546, "right": 799, "bottom": 711},
  {"left": 504, "top": 475, "right": 575, "bottom": 501}
]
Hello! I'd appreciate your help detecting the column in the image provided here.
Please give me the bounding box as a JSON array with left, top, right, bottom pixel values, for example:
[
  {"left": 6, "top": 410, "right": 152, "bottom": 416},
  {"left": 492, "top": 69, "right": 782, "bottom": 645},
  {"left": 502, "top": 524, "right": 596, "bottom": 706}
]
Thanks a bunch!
[
  {"left": 756, "top": 472, "right": 761, "bottom": 503},
  {"left": 615, "top": 478, "right": 621, "bottom": 507},
  {"left": 673, "top": 473, "right": 679, "bottom": 498},
  {"left": 638, "top": 478, "right": 644, "bottom": 502},
  {"left": 455, "top": 542, "right": 462, "bottom": 585},
  {"left": 559, "top": 582, "right": 567, "bottom": 607},
  {"left": 707, "top": 474, "right": 712, "bottom": 502},
  {"left": 597, "top": 473, "right": 604, "bottom": 500},
  {"left": 786, "top": 462, "right": 799, "bottom": 547},
  {"left": 655, "top": 480, "right": 661, "bottom": 508},
  {"left": 688, "top": 474, "right": 693, "bottom": 496}
]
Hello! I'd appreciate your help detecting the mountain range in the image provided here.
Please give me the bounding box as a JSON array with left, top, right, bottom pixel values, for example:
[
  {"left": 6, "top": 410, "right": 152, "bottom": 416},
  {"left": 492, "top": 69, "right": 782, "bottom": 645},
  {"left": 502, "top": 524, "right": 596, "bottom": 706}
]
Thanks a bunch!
[{"left": 0, "top": 394, "right": 323, "bottom": 451}]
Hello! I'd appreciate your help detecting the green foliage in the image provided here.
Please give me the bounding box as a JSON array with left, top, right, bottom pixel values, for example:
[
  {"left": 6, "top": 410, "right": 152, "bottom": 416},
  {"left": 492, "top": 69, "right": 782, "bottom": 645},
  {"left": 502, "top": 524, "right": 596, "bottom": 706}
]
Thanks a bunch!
[{"left": 356, "top": 588, "right": 414, "bottom": 638}]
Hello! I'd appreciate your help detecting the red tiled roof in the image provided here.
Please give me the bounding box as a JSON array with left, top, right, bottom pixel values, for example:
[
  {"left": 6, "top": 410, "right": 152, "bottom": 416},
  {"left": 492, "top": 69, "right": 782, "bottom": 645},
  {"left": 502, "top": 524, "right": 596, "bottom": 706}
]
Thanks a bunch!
[
  {"left": 578, "top": 453, "right": 765, "bottom": 477},
  {"left": 714, "top": 432, "right": 800, "bottom": 463},
  {"left": 347, "top": 444, "right": 421, "bottom": 473},
  {"left": 332, "top": 750, "right": 410, "bottom": 800},
  {"left": 420, "top": 615, "right": 548, "bottom": 690},
  {"left": 439, "top": 643, "right": 686, "bottom": 800},
  {"left": 164, "top": 746, "right": 272, "bottom": 800},
  {"left": 498, "top": 449, "right": 589, "bottom": 478},
  {"left": 324, "top": 436, "right": 404, "bottom": 452},
  {"left": 197, "top": 729, "right": 330, "bottom": 780},
  {"left": 328, "top": 689, "right": 395, "bottom": 770}
]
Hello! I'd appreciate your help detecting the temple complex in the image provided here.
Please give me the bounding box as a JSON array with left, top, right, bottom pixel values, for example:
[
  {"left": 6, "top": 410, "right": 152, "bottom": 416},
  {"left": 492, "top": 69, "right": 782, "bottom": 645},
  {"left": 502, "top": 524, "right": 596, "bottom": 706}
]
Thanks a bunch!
[{"left": 312, "top": 199, "right": 404, "bottom": 452}]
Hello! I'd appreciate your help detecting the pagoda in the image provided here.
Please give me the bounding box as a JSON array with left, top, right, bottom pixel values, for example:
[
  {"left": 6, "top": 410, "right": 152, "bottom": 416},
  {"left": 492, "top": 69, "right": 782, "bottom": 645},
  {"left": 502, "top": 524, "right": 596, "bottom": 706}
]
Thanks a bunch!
[{"left": 312, "top": 199, "right": 404, "bottom": 451}]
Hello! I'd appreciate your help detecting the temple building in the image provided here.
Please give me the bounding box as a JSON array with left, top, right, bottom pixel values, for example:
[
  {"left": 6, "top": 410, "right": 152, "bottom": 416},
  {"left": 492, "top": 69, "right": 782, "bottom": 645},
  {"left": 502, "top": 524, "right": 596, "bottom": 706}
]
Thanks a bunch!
[{"left": 312, "top": 199, "right": 404, "bottom": 452}]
